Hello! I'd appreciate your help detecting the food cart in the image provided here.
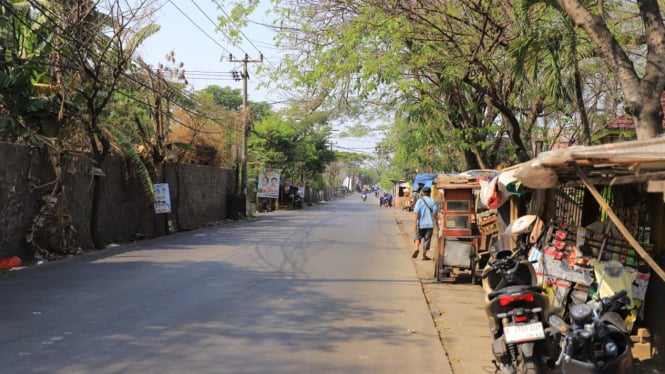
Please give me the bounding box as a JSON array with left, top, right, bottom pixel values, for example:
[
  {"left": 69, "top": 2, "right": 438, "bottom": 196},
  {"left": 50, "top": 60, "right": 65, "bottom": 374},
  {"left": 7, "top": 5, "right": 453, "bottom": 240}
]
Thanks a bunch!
[
  {"left": 433, "top": 177, "right": 484, "bottom": 283},
  {"left": 399, "top": 183, "right": 414, "bottom": 211}
]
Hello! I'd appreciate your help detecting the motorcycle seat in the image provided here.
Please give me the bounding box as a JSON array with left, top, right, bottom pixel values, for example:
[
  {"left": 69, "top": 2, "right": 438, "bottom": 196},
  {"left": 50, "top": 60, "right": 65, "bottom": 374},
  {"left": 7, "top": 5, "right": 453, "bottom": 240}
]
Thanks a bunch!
[{"left": 487, "top": 284, "right": 544, "bottom": 301}]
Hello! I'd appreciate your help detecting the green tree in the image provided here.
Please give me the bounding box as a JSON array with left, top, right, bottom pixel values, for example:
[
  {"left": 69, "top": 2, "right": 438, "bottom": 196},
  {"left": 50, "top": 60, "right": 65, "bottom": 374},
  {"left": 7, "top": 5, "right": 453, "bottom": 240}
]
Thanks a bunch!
[
  {"left": 199, "top": 85, "right": 243, "bottom": 111},
  {"left": 41, "top": 0, "right": 159, "bottom": 249},
  {"left": 0, "top": 1, "right": 162, "bottom": 255},
  {"left": 221, "top": 0, "right": 665, "bottom": 186},
  {"left": 0, "top": 1, "right": 61, "bottom": 143},
  {"left": 248, "top": 110, "right": 336, "bottom": 191},
  {"left": 220, "top": 0, "right": 536, "bottom": 171}
]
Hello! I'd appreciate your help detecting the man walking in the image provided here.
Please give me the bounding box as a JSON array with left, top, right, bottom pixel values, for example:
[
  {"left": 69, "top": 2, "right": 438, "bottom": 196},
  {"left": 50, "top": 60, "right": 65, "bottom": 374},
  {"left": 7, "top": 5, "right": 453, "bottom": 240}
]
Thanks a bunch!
[{"left": 412, "top": 186, "right": 439, "bottom": 261}]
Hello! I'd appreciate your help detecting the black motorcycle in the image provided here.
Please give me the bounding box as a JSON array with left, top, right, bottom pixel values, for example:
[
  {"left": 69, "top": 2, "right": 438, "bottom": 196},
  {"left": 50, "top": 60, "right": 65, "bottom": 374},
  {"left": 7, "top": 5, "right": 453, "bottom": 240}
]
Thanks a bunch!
[
  {"left": 548, "top": 262, "right": 634, "bottom": 373},
  {"left": 293, "top": 194, "right": 304, "bottom": 209},
  {"left": 482, "top": 215, "right": 558, "bottom": 373}
]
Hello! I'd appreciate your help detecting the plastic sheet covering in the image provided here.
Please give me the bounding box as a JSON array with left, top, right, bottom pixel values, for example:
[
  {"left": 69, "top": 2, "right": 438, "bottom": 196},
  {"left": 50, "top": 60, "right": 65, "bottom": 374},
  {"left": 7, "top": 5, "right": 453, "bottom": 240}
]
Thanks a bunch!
[
  {"left": 498, "top": 169, "right": 523, "bottom": 196},
  {"left": 514, "top": 159, "right": 560, "bottom": 189},
  {"left": 537, "top": 137, "right": 665, "bottom": 166},
  {"left": 479, "top": 176, "right": 510, "bottom": 209},
  {"left": 413, "top": 173, "right": 438, "bottom": 191},
  {"left": 459, "top": 169, "right": 500, "bottom": 179}
]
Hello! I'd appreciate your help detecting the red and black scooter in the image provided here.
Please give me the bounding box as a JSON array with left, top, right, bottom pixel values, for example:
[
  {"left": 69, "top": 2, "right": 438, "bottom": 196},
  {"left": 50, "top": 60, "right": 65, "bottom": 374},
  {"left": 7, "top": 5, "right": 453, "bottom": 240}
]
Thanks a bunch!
[{"left": 482, "top": 215, "right": 559, "bottom": 373}]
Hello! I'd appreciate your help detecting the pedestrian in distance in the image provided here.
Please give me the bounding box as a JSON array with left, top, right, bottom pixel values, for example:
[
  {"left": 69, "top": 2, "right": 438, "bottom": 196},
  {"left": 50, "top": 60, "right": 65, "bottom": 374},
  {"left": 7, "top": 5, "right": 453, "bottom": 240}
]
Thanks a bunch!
[{"left": 412, "top": 186, "right": 439, "bottom": 261}]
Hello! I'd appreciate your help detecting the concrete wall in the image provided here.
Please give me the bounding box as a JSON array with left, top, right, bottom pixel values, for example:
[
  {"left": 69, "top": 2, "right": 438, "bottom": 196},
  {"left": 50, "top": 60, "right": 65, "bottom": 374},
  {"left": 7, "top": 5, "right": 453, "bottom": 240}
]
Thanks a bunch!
[{"left": 0, "top": 142, "right": 235, "bottom": 260}]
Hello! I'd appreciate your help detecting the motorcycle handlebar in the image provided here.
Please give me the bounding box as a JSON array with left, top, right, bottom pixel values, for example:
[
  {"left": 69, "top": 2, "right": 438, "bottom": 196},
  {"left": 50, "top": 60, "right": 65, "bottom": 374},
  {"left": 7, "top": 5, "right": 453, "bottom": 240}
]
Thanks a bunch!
[
  {"left": 482, "top": 257, "right": 511, "bottom": 279},
  {"left": 484, "top": 252, "right": 523, "bottom": 276},
  {"left": 601, "top": 289, "right": 629, "bottom": 311}
]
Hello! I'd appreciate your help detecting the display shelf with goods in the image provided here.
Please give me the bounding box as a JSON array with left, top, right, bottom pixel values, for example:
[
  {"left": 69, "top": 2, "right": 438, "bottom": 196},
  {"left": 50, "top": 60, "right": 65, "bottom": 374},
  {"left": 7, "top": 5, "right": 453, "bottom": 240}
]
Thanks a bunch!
[{"left": 531, "top": 215, "right": 653, "bottom": 316}]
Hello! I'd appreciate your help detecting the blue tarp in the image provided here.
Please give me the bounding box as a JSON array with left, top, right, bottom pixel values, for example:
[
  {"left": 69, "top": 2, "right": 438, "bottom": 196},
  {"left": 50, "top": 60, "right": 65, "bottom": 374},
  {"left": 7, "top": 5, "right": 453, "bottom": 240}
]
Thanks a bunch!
[{"left": 413, "top": 173, "right": 438, "bottom": 191}]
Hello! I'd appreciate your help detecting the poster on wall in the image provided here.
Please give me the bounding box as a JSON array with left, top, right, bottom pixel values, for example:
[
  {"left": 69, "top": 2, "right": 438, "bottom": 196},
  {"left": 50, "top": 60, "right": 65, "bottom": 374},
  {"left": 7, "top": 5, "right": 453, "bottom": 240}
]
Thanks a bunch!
[
  {"left": 257, "top": 169, "right": 281, "bottom": 199},
  {"left": 153, "top": 183, "right": 172, "bottom": 214}
]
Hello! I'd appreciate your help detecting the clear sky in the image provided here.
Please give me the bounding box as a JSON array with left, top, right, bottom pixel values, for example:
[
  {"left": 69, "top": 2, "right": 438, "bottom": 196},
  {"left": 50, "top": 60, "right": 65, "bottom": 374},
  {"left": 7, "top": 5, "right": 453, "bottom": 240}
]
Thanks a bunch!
[
  {"left": 138, "top": 0, "right": 381, "bottom": 155},
  {"left": 138, "top": 0, "right": 279, "bottom": 104}
]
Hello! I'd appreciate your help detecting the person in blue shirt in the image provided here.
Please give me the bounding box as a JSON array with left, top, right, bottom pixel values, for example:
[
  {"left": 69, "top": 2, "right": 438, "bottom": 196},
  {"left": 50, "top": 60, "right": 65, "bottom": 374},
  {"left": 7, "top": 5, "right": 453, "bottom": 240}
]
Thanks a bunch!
[{"left": 411, "top": 186, "right": 439, "bottom": 260}]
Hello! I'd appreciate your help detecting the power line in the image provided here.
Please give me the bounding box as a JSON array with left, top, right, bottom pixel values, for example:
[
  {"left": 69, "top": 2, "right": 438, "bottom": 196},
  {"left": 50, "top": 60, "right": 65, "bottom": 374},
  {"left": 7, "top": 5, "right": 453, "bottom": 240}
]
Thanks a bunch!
[
  {"left": 11, "top": 8, "right": 236, "bottom": 129},
  {"left": 114, "top": 89, "right": 229, "bottom": 135},
  {"left": 188, "top": 0, "right": 250, "bottom": 57},
  {"left": 7, "top": 1, "right": 270, "bottom": 133},
  {"left": 166, "top": 0, "right": 234, "bottom": 58},
  {"left": 210, "top": 0, "right": 279, "bottom": 71},
  {"left": 210, "top": 0, "right": 261, "bottom": 56},
  {"left": 164, "top": 0, "right": 273, "bottom": 95},
  {"left": 332, "top": 144, "right": 377, "bottom": 155}
]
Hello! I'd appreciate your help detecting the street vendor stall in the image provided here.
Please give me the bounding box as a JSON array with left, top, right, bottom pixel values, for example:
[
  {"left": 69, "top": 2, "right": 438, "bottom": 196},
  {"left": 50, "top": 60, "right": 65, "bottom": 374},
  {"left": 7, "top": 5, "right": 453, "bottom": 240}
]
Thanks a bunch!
[
  {"left": 433, "top": 173, "right": 486, "bottom": 283},
  {"left": 495, "top": 137, "right": 665, "bottom": 361},
  {"left": 397, "top": 182, "right": 414, "bottom": 211}
]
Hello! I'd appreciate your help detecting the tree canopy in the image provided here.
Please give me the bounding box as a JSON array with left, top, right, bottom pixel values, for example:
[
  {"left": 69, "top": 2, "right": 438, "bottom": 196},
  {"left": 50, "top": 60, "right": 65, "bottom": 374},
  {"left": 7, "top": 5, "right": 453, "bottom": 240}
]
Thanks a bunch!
[{"left": 219, "top": 0, "right": 665, "bottom": 182}]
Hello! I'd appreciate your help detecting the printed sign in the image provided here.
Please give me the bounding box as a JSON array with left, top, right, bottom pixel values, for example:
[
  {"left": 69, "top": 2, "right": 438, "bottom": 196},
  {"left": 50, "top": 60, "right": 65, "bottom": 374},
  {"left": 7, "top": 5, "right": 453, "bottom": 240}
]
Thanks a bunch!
[
  {"left": 257, "top": 169, "right": 281, "bottom": 199},
  {"left": 153, "top": 183, "right": 172, "bottom": 214}
]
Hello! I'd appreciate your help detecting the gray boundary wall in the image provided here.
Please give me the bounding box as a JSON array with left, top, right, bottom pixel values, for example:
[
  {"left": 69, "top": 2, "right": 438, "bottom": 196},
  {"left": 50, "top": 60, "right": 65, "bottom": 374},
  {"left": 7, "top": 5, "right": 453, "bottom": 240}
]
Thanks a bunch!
[{"left": 0, "top": 142, "right": 235, "bottom": 260}]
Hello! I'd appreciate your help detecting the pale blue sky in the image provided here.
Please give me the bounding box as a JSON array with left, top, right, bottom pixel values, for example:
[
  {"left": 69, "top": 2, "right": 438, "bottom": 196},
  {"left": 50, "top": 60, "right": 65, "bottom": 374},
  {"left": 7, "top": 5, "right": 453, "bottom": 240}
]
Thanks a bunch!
[{"left": 139, "top": 0, "right": 279, "bottom": 103}]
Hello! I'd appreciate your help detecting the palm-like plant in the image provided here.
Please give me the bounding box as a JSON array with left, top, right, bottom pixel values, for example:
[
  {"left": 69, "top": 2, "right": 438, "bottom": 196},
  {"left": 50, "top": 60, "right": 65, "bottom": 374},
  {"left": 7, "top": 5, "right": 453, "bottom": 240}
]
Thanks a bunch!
[
  {"left": 513, "top": 0, "right": 598, "bottom": 146},
  {"left": 2, "top": 0, "right": 163, "bottom": 252},
  {"left": 0, "top": 1, "right": 66, "bottom": 144}
]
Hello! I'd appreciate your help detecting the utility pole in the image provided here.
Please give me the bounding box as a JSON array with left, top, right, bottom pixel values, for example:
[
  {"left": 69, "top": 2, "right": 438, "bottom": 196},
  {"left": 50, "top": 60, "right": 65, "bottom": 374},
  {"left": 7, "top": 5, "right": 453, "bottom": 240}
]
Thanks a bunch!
[{"left": 230, "top": 53, "right": 262, "bottom": 217}]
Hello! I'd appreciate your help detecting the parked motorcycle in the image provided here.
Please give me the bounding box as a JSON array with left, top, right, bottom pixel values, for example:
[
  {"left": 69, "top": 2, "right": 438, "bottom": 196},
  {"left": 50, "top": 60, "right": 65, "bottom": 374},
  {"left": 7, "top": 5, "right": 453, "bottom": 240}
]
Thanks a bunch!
[
  {"left": 293, "top": 194, "right": 304, "bottom": 209},
  {"left": 482, "top": 215, "right": 558, "bottom": 373},
  {"left": 549, "top": 261, "right": 634, "bottom": 373}
]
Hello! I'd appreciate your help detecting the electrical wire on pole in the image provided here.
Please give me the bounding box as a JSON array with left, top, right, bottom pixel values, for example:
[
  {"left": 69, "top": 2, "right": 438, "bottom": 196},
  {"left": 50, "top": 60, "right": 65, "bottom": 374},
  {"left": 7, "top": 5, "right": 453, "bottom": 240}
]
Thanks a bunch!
[{"left": 229, "top": 53, "right": 263, "bottom": 216}]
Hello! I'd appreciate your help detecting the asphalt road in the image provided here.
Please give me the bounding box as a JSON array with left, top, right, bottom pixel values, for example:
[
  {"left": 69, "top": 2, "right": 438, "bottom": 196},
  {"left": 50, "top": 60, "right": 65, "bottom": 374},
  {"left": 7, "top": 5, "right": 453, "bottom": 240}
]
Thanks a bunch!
[{"left": 0, "top": 196, "right": 452, "bottom": 374}]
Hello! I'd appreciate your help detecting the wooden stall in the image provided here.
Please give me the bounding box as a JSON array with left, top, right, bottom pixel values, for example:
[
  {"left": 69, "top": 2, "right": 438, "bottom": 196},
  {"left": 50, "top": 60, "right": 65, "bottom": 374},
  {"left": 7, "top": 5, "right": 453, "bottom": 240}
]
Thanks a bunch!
[
  {"left": 500, "top": 138, "right": 665, "bottom": 362},
  {"left": 433, "top": 180, "right": 483, "bottom": 283}
]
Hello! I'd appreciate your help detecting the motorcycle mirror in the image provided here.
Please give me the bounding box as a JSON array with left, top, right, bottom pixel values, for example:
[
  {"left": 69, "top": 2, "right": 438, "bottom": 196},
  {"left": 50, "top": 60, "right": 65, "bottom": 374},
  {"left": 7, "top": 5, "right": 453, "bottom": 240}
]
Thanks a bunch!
[{"left": 548, "top": 314, "right": 569, "bottom": 334}]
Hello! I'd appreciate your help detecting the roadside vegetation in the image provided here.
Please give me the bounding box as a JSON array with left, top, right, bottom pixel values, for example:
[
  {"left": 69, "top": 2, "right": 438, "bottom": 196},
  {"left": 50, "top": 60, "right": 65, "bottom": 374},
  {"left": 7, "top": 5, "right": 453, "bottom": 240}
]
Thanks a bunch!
[{"left": 2, "top": 0, "right": 665, "bottom": 257}]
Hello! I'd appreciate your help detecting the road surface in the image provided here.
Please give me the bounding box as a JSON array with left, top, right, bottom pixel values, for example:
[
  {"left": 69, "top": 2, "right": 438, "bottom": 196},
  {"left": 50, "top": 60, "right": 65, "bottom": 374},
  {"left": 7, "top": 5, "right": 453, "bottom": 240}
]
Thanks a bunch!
[{"left": 0, "top": 196, "right": 452, "bottom": 374}]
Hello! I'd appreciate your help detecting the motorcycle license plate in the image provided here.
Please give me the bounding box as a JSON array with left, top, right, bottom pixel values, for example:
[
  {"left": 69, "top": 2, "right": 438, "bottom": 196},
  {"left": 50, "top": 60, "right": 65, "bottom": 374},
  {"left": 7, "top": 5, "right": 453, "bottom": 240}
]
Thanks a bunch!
[{"left": 504, "top": 322, "right": 545, "bottom": 344}]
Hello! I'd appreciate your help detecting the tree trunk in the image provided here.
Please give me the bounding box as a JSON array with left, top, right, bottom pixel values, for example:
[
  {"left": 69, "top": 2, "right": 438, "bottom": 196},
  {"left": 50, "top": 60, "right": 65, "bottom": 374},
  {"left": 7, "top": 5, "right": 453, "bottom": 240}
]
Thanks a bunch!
[
  {"left": 90, "top": 174, "right": 104, "bottom": 249},
  {"left": 636, "top": 91, "right": 664, "bottom": 139},
  {"left": 574, "top": 63, "right": 592, "bottom": 145},
  {"left": 556, "top": 0, "right": 665, "bottom": 139},
  {"left": 463, "top": 149, "right": 481, "bottom": 170}
]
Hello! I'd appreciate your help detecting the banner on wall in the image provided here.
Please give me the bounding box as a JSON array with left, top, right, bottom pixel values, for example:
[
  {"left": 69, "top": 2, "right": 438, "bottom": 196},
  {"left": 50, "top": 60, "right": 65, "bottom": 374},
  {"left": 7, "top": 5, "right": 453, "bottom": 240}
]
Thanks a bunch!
[
  {"left": 257, "top": 169, "right": 281, "bottom": 199},
  {"left": 153, "top": 183, "right": 172, "bottom": 214}
]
